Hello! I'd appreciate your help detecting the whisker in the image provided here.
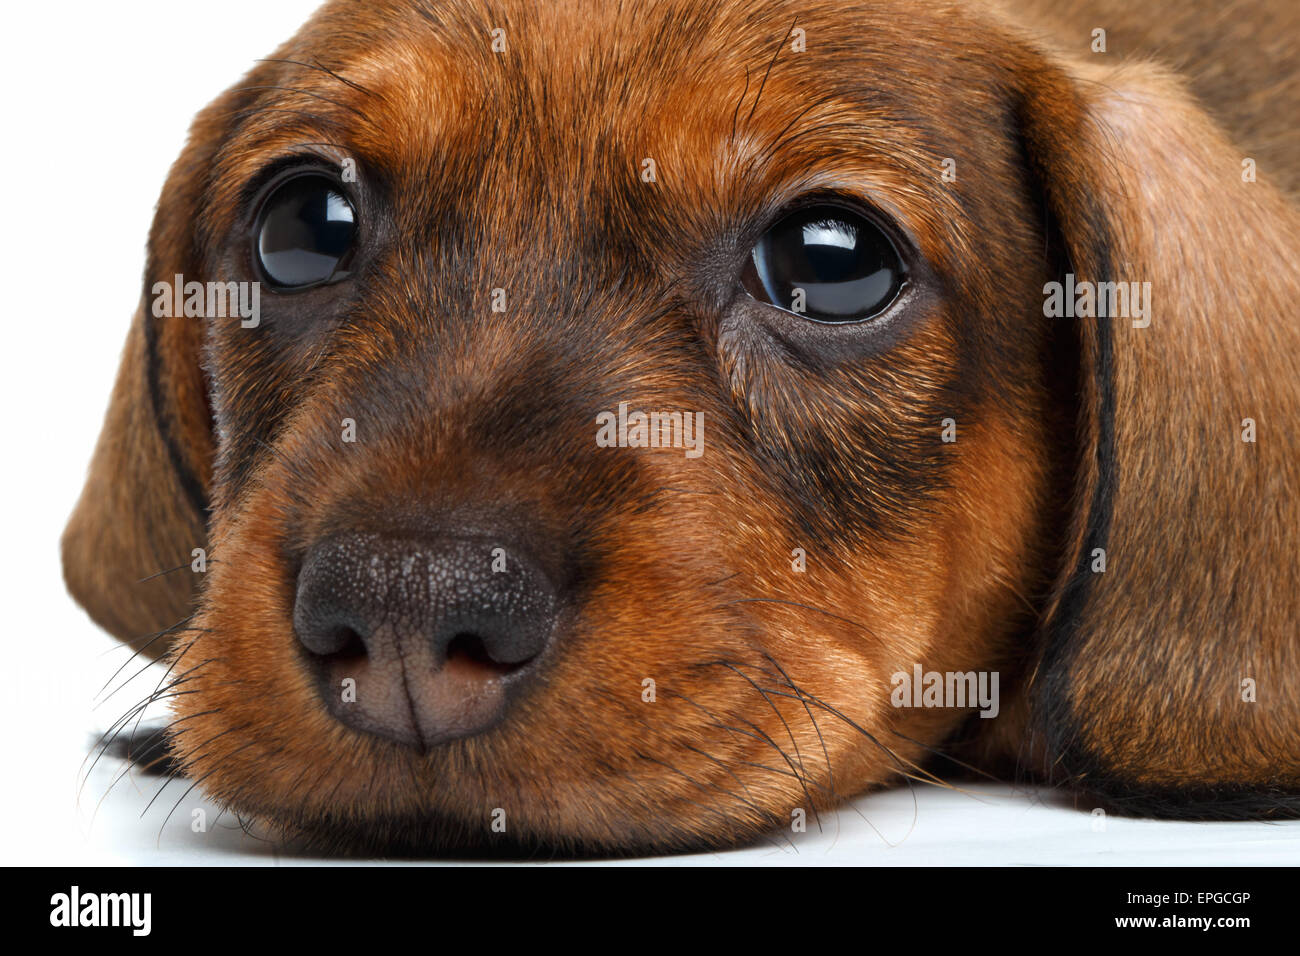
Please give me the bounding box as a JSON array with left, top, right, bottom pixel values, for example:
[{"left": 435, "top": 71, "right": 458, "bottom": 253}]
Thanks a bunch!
[
  {"left": 155, "top": 739, "right": 259, "bottom": 846},
  {"left": 747, "top": 93, "right": 851, "bottom": 176},
  {"left": 729, "top": 66, "right": 751, "bottom": 142},
  {"left": 715, "top": 661, "right": 818, "bottom": 820},
  {"left": 888, "top": 727, "right": 1004, "bottom": 784},
  {"left": 137, "top": 562, "right": 212, "bottom": 584},
  {"left": 230, "top": 85, "right": 370, "bottom": 121},
  {"left": 95, "top": 629, "right": 210, "bottom": 706},
  {"left": 120, "top": 642, "right": 228, "bottom": 765},
  {"left": 759, "top": 651, "right": 837, "bottom": 801},
  {"left": 749, "top": 680, "right": 941, "bottom": 784},
  {"left": 143, "top": 724, "right": 253, "bottom": 819},
  {"left": 94, "top": 618, "right": 203, "bottom": 697},
  {"left": 678, "top": 741, "right": 768, "bottom": 812},
  {"left": 725, "top": 596, "right": 880, "bottom": 640},
  {"left": 91, "top": 711, "right": 219, "bottom": 823},
  {"left": 256, "top": 57, "right": 376, "bottom": 97},
  {"left": 80, "top": 662, "right": 217, "bottom": 790},
  {"left": 744, "top": 16, "right": 799, "bottom": 129},
  {"left": 722, "top": 659, "right": 926, "bottom": 843},
  {"left": 664, "top": 686, "right": 821, "bottom": 829},
  {"left": 757, "top": 649, "right": 843, "bottom": 846}
]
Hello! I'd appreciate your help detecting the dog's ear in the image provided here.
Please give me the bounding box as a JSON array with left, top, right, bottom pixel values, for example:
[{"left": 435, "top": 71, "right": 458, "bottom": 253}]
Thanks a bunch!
[
  {"left": 61, "top": 88, "right": 252, "bottom": 658},
  {"left": 1017, "top": 56, "right": 1300, "bottom": 814}
]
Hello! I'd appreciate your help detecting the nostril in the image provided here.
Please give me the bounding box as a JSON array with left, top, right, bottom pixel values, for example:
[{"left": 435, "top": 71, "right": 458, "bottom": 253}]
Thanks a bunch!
[
  {"left": 321, "top": 626, "right": 367, "bottom": 661},
  {"left": 445, "top": 632, "right": 534, "bottom": 678},
  {"left": 446, "top": 632, "right": 494, "bottom": 665},
  {"left": 294, "top": 601, "right": 370, "bottom": 656}
]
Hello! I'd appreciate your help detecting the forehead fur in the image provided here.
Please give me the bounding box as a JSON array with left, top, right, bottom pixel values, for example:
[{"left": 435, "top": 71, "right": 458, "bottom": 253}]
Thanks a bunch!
[{"left": 201, "top": 0, "right": 1022, "bottom": 276}]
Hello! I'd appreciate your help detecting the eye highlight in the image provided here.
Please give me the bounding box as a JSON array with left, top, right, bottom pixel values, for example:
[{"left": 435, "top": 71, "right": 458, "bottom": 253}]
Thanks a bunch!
[
  {"left": 254, "top": 173, "right": 357, "bottom": 291},
  {"left": 742, "top": 204, "right": 906, "bottom": 323}
]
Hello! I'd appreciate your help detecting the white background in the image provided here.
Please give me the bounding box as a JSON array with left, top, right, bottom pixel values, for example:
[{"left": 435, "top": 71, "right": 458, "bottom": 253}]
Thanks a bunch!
[{"left": 1, "top": 0, "right": 1295, "bottom": 866}]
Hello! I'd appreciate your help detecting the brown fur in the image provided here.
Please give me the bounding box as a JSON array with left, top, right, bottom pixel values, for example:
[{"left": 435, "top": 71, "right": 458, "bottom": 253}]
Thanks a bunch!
[{"left": 65, "top": 0, "right": 1300, "bottom": 852}]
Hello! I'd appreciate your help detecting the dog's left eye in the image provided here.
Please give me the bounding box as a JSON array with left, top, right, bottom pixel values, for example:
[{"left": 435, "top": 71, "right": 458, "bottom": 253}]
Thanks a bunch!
[
  {"left": 254, "top": 174, "right": 356, "bottom": 290},
  {"left": 742, "top": 205, "right": 906, "bottom": 322}
]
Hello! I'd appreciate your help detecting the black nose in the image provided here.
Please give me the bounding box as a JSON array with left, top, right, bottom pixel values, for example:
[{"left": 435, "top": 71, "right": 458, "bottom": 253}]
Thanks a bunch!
[{"left": 292, "top": 531, "right": 558, "bottom": 748}]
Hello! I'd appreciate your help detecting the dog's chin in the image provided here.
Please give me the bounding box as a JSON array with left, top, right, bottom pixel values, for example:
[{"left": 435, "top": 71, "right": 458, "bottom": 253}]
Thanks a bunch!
[
  {"left": 168, "top": 714, "right": 795, "bottom": 859},
  {"left": 229, "top": 793, "right": 767, "bottom": 860}
]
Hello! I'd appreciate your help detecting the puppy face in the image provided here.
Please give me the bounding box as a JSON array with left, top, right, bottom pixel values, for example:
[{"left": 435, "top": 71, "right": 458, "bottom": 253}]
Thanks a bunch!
[{"left": 65, "top": 0, "right": 1300, "bottom": 853}]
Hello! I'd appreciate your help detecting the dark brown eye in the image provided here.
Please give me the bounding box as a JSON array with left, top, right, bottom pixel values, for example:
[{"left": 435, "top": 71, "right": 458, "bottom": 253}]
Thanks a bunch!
[
  {"left": 743, "top": 204, "right": 906, "bottom": 322},
  {"left": 254, "top": 174, "right": 356, "bottom": 291}
]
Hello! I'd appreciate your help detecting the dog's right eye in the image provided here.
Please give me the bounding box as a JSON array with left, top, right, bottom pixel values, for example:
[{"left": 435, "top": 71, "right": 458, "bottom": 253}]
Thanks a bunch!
[
  {"left": 742, "top": 203, "right": 906, "bottom": 323},
  {"left": 254, "top": 174, "right": 356, "bottom": 291}
]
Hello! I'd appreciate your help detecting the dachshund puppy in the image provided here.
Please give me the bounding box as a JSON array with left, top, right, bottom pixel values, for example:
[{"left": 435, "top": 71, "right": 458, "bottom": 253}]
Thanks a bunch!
[{"left": 64, "top": 0, "right": 1300, "bottom": 853}]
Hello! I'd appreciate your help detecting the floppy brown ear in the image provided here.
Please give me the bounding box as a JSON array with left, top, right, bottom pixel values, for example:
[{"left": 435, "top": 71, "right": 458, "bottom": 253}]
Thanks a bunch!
[
  {"left": 61, "top": 93, "right": 248, "bottom": 658},
  {"left": 1018, "top": 57, "right": 1300, "bottom": 815}
]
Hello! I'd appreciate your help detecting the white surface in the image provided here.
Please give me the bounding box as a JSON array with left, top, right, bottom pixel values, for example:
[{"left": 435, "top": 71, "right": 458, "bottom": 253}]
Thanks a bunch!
[{"left": 2, "top": 0, "right": 1296, "bottom": 866}]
